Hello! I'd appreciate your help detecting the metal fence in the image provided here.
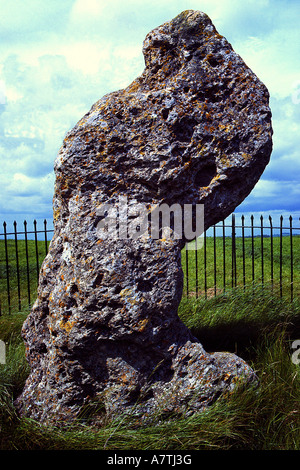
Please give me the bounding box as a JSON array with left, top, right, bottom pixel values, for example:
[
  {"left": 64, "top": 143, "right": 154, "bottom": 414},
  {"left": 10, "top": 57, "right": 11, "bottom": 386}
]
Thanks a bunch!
[
  {"left": 0, "top": 220, "right": 53, "bottom": 314},
  {"left": 0, "top": 215, "right": 299, "bottom": 314},
  {"left": 183, "top": 214, "right": 300, "bottom": 302}
]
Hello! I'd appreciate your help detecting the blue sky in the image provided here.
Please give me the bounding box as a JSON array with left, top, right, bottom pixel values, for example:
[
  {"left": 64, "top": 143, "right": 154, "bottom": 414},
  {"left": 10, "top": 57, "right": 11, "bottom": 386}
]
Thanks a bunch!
[{"left": 0, "top": 0, "right": 299, "bottom": 230}]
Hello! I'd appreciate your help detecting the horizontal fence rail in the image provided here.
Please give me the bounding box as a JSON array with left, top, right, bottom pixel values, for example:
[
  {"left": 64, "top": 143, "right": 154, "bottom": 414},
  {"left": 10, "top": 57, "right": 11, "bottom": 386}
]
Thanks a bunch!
[{"left": 0, "top": 215, "right": 299, "bottom": 314}]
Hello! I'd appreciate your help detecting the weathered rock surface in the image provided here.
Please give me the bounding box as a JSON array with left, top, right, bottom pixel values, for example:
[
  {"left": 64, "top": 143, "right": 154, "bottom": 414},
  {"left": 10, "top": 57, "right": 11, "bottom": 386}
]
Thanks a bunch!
[{"left": 16, "top": 10, "right": 272, "bottom": 424}]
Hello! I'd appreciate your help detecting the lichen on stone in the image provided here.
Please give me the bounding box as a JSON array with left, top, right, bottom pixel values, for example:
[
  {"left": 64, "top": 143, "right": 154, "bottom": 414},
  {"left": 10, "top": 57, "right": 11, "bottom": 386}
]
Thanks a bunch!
[{"left": 16, "top": 10, "right": 272, "bottom": 425}]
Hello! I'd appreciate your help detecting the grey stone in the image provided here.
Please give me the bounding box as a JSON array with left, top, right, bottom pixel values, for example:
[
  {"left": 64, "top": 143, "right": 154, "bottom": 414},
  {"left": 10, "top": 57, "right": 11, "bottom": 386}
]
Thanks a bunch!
[{"left": 16, "top": 10, "right": 272, "bottom": 425}]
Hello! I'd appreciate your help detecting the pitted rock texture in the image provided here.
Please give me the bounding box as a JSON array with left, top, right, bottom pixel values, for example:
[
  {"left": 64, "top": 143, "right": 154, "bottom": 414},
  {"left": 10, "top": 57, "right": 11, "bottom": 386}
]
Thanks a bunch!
[{"left": 16, "top": 10, "right": 272, "bottom": 424}]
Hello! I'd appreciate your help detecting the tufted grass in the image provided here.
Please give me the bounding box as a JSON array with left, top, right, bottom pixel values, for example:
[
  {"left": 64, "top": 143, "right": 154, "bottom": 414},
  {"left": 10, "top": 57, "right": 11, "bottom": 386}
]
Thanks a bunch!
[{"left": 0, "top": 285, "right": 299, "bottom": 451}]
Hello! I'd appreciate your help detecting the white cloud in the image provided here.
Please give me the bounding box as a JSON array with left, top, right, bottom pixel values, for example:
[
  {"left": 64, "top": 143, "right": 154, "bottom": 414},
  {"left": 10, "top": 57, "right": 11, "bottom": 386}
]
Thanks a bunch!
[
  {"left": 252, "top": 179, "right": 278, "bottom": 199},
  {"left": 236, "top": 31, "right": 300, "bottom": 101},
  {"left": 70, "top": 0, "right": 107, "bottom": 22},
  {"left": 6, "top": 172, "right": 54, "bottom": 197},
  {"left": 0, "top": 79, "right": 6, "bottom": 104}
]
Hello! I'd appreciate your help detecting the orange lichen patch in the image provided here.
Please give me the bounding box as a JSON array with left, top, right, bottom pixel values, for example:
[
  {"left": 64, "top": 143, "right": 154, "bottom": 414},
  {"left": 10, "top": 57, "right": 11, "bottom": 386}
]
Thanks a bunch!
[
  {"left": 211, "top": 174, "right": 221, "bottom": 184},
  {"left": 223, "top": 372, "right": 231, "bottom": 382},
  {"left": 59, "top": 319, "right": 76, "bottom": 333},
  {"left": 219, "top": 154, "right": 231, "bottom": 167},
  {"left": 53, "top": 208, "right": 60, "bottom": 221},
  {"left": 218, "top": 123, "right": 232, "bottom": 133},
  {"left": 242, "top": 152, "right": 252, "bottom": 161},
  {"left": 121, "top": 373, "right": 129, "bottom": 384},
  {"left": 136, "top": 318, "right": 149, "bottom": 332}
]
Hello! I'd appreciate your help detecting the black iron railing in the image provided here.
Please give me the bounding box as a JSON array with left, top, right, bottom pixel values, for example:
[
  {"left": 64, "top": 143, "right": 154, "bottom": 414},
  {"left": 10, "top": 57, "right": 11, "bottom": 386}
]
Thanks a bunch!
[
  {"left": 182, "top": 214, "right": 300, "bottom": 302},
  {"left": 0, "top": 219, "right": 53, "bottom": 314},
  {"left": 0, "top": 215, "right": 299, "bottom": 314}
]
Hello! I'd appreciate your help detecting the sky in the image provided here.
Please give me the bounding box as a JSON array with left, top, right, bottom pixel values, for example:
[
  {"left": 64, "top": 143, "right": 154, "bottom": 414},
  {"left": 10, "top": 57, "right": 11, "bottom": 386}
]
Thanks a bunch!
[{"left": 0, "top": 0, "right": 299, "bottom": 232}]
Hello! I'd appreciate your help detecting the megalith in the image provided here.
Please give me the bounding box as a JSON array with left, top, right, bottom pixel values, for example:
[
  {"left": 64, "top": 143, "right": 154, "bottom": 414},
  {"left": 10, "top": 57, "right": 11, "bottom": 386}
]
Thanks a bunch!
[{"left": 16, "top": 11, "right": 272, "bottom": 424}]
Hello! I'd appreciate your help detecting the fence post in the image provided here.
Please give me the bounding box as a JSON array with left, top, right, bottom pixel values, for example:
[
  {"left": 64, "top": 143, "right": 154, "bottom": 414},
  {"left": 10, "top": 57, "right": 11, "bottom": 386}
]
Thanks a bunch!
[
  {"left": 290, "top": 215, "right": 293, "bottom": 302},
  {"left": 251, "top": 215, "right": 255, "bottom": 284},
  {"left": 44, "top": 219, "right": 48, "bottom": 255},
  {"left": 213, "top": 224, "right": 217, "bottom": 296},
  {"left": 204, "top": 230, "right": 207, "bottom": 299},
  {"left": 280, "top": 215, "right": 283, "bottom": 297},
  {"left": 231, "top": 213, "right": 236, "bottom": 288},
  {"left": 195, "top": 236, "right": 198, "bottom": 298},
  {"left": 13, "top": 221, "right": 21, "bottom": 311},
  {"left": 260, "top": 215, "right": 264, "bottom": 291},
  {"left": 24, "top": 220, "right": 31, "bottom": 308},
  {"left": 3, "top": 222, "right": 11, "bottom": 314},
  {"left": 33, "top": 219, "right": 40, "bottom": 282},
  {"left": 241, "top": 215, "right": 246, "bottom": 290},
  {"left": 269, "top": 216, "right": 274, "bottom": 293},
  {"left": 222, "top": 219, "right": 226, "bottom": 293}
]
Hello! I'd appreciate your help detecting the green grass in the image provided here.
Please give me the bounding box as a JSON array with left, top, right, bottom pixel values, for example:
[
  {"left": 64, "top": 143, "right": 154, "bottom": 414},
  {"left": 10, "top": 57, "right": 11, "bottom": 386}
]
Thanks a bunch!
[{"left": 0, "top": 286, "right": 299, "bottom": 450}]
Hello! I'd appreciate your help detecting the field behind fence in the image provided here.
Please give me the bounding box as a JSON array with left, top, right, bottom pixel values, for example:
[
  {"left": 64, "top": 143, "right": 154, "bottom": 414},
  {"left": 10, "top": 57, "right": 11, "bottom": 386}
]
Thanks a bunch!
[
  {"left": 182, "top": 214, "right": 300, "bottom": 301},
  {"left": 0, "top": 214, "right": 299, "bottom": 315}
]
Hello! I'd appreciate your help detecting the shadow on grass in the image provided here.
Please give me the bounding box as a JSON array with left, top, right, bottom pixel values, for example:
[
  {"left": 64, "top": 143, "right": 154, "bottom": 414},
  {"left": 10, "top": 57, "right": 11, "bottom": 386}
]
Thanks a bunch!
[{"left": 179, "top": 284, "right": 300, "bottom": 361}]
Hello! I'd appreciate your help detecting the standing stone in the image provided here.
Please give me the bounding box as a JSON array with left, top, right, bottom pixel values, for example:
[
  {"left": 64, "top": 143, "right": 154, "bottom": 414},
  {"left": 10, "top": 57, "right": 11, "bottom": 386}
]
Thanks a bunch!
[{"left": 16, "top": 11, "right": 272, "bottom": 424}]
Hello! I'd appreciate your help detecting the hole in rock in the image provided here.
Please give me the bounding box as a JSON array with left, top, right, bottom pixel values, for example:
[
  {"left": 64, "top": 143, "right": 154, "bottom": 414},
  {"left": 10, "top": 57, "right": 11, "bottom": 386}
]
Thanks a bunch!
[
  {"left": 137, "top": 279, "right": 153, "bottom": 292},
  {"left": 162, "top": 108, "right": 170, "bottom": 120},
  {"left": 207, "top": 56, "right": 219, "bottom": 67},
  {"left": 108, "top": 299, "right": 123, "bottom": 310},
  {"left": 194, "top": 163, "right": 217, "bottom": 187},
  {"left": 80, "top": 182, "right": 96, "bottom": 194},
  {"left": 113, "top": 285, "right": 122, "bottom": 295},
  {"left": 38, "top": 342, "right": 47, "bottom": 354},
  {"left": 130, "top": 107, "right": 139, "bottom": 116},
  {"left": 93, "top": 272, "right": 104, "bottom": 288},
  {"left": 62, "top": 309, "right": 72, "bottom": 321},
  {"left": 66, "top": 297, "right": 78, "bottom": 309},
  {"left": 172, "top": 117, "right": 198, "bottom": 143},
  {"left": 69, "top": 284, "right": 79, "bottom": 296}
]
